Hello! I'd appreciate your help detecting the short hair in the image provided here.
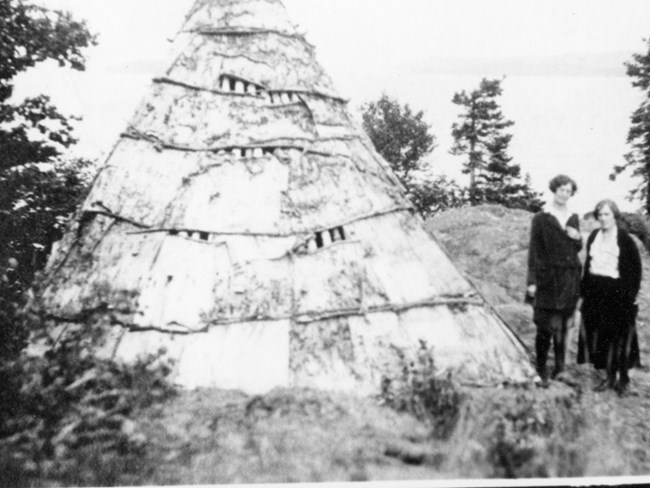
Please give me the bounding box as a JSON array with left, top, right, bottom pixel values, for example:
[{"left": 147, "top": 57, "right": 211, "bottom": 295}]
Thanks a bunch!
[
  {"left": 549, "top": 174, "right": 577, "bottom": 195},
  {"left": 594, "top": 199, "right": 621, "bottom": 221}
]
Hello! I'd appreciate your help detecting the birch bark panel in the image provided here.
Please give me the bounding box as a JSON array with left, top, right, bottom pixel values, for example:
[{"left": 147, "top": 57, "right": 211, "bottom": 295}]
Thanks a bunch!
[
  {"left": 133, "top": 235, "right": 229, "bottom": 331},
  {"left": 288, "top": 317, "right": 364, "bottom": 392},
  {"left": 344, "top": 312, "right": 412, "bottom": 393},
  {"left": 39, "top": 218, "right": 162, "bottom": 318},
  {"left": 312, "top": 139, "right": 407, "bottom": 196},
  {"left": 163, "top": 154, "right": 289, "bottom": 234},
  {"left": 113, "top": 319, "right": 291, "bottom": 393},
  {"left": 82, "top": 139, "right": 202, "bottom": 228},
  {"left": 281, "top": 152, "right": 403, "bottom": 232},
  {"left": 202, "top": 238, "right": 293, "bottom": 323},
  {"left": 170, "top": 33, "right": 336, "bottom": 95},
  {"left": 398, "top": 306, "right": 534, "bottom": 383},
  {"left": 182, "top": 0, "right": 297, "bottom": 36},
  {"left": 299, "top": 95, "right": 354, "bottom": 138},
  {"left": 129, "top": 84, "right": 316, "bottom": 148},
  {"left": 350, "top": 213, "right": 474, "bottom": 303},
  {"left": 293, "top": 243, "right": 364, "bottom": 315}
]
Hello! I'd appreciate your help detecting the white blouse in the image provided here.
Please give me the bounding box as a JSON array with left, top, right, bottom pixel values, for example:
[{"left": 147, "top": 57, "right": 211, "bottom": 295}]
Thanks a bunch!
[{"left": 590, "top": 228, "right": 620, "bottom": 279}]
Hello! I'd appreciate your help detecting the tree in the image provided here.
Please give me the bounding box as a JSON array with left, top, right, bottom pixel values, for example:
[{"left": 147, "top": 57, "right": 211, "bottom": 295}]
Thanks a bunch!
[
  {"left": 0, "top": 0, "right": 96, "bottom": 170},
  {"left": 407, "top": 174, "right": 467, "bottom": 218},
  {"left": 362, "top": 93, "right": 436, "bottom": 182},
  {"left": 611, "top": 38, "right": 650, "bottom": 214},
  {"left": 0, "top": 0, "right": 96, "bottom": 358},
  {"left": 450, "top": 78, "right": 542, "bottom": 211},
  {"left": 362, "top": 94, "right": 464, "bottom": 215}
]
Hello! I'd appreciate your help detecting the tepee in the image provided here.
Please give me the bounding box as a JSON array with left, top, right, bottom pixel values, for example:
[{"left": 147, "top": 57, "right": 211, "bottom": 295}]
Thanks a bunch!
[{"left": 33, "top": 0, "right": 536, "bottom": 393}]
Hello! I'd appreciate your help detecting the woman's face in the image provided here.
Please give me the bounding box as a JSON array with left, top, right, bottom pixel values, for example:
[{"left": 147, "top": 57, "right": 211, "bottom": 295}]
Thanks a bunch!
[
  {"left": 553, "top": 183, "right": 573, "bottom": 206},
  {"left": 597, "top": 204, "right": 616, "bottom": 230}
]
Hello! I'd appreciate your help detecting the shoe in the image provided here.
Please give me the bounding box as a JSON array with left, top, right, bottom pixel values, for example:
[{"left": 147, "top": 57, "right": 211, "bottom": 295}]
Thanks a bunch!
[
  {"left": 554, "top": 371, "right": 578, "bottom": 387},
  {"left": 537, "top": 378, "right": 550, "bottom": 389},
  {"left": 593, "top": 379, "right": 611, "bottom": 392},
  {"left": 616, "top": 381, "right": 631, "bottom": 398}
]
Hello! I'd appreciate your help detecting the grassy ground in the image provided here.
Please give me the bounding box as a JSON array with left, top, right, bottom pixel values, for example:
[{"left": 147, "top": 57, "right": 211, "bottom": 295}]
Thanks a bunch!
[{"left": 122, "top": 365, "right": 650, "bottom": 484}]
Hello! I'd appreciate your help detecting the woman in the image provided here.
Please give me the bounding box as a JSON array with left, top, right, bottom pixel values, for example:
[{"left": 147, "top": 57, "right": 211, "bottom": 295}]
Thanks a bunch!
[
  {"left": 578, "top": 199, "right": 642, "bottom": 396},
  {"left": 527, "top": 175, "right": 583, "bottom": 386}
]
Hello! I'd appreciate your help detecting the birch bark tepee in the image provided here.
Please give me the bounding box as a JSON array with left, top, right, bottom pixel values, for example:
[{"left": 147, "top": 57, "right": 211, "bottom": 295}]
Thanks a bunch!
[{"left": 32, "top": 0, "right": 536, "bottom": 393}]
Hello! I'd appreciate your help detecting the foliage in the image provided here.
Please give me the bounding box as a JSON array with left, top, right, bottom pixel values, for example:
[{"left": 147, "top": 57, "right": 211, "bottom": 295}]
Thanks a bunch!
[
  {"left": 0, "top": 94, "right": 81, "bottom": 170},
  {"left": 0, "top": 0, "right": 96, "bottom": 170},
  {"left": 0, "top": 158, "right": 93, "bottom": 360},
  {"left": 0, "top": 318, "right": 175, "bottom": 487},
  {"left": 620, "top": 212, "right": 650, "bottom": 251},
  {"left": 380, "top": 341, "right": 464, "bottom": 440},
  {"left": 0, "top": 0, "right": 95, "bottom": 359},
  {"left": 0, "top": 0, "right": 96, "bottom": 101},
  {"left": 407, "top": 174, "right": 467, "bottom": 219},
  {"left": 486, "top": 392, "right": 585, "bottom": 478},
  {"left": 362, "top": 93, "right": 436, "bottom": 181},
  {"left": 611, "top": 37, "right": 650, "bottom": 214},
  {"left": 361, "top": 94, "right": 465, "bottom": 215},
  {"left": 451, "top": 78, "right": 543, "bottom": 212}
]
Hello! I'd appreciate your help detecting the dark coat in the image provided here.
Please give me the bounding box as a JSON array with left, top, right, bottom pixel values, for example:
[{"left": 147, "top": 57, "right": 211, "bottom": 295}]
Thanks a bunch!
[
  {"left": 527, "top": 211, "right": 583, "bottom": 311},
  {"left": 581, "top": 227, "right": 642, "bottom": 304},
  {"left": 578, "top": 226, "right": 642, "bottom": 368}
]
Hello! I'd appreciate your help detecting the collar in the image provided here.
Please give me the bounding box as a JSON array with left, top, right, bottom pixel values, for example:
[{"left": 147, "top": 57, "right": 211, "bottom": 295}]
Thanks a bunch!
[{"left": 543, "top": 209, "right": 570, "bottom": 230}]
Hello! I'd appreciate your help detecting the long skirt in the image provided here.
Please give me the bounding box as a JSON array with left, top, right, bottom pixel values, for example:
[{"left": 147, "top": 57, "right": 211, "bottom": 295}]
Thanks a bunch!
[{"left": 577, "top": 274, "right": 641, "bottom": 371}]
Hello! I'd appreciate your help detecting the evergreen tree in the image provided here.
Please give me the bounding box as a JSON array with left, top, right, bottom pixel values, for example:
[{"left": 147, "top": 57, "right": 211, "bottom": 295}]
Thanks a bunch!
[
  {"left": 450, "top": 78, "right": 542, "bottom": 211},
  {"left": 611, "top": 37, "right": 650, "bottom": 213}
]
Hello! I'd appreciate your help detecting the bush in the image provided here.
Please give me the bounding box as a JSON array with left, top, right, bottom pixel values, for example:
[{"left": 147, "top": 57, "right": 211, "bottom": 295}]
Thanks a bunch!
[
  {"left": 486, "top": 392, "right": 586, "bottom": 478},
  {"left": 0, "top": 317, "right": 176, "bottom": 487},
  {"left": 380, "top": 340, "right": 464, "bottom": 439},
  {"left": 407, "top": 174, "right": 468, "bottom": 218},
  {"left": 620, "top": 212, "right": 650, "bottom": 251},
  {"left": 0, "top": 158, "right": 94, "bottom": 361}
]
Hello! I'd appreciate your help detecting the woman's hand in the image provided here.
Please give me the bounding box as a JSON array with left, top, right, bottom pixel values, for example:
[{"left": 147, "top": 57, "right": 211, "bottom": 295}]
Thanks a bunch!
[
  {"left": 526, "top": 284, "right": 536, "bottom": 296},
  {"left": 566, "top": 227, "right": 581, "bottom": 240}
]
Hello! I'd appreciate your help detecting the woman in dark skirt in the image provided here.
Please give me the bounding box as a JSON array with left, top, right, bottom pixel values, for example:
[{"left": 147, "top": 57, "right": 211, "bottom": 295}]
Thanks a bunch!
[
  {"left": 578, "top": 199, "right": 642, "bottom": 396},
  {"left": 527, "top": 175, "right": 583, "bottom": 386}
]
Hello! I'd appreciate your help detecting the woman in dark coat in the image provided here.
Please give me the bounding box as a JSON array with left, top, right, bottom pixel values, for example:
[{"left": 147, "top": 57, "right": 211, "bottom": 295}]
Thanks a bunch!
[
  {"left": 527, "top": 175, "right": 583, "bottom": 385},
  {"left": 578, "top": 199, "right": 642, "bottom": 396}
]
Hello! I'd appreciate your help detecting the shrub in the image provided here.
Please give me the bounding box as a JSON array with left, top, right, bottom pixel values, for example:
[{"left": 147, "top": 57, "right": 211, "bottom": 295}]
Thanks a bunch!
[
  {"left": 0, "top": 158, "right": 94, "bottom": 361},
  {"left": 486, "top": 392, "right": 586, "bottom": 478},
  {"left": 0, "top": 317, "right": 176, "bottom": 487},
  {"left": 380, "top": 340, "right": 464, "bottom": 439},
  {"left": 620, "top": 212, "right": 650, "bottom": 251}
]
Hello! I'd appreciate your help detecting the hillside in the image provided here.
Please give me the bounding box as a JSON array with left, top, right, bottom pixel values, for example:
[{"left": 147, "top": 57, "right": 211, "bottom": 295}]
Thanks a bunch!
[{"left": 29, "top": 205, "right": 650, "bottom": 485}]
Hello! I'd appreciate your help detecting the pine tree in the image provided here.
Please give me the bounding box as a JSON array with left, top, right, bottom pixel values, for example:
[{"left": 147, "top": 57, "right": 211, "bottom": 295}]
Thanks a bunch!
[
  {"left": 611, "top": 37, "right": 650, "bottom": 213},
  {"left": 450, "top": 78, "right": 542, "bottom": 211}
]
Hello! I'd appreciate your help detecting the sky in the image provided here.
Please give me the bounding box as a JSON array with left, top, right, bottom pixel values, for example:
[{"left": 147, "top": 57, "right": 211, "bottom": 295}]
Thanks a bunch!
[{"left": 14, "top": 0, "right": 650, "bottom": 213}]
